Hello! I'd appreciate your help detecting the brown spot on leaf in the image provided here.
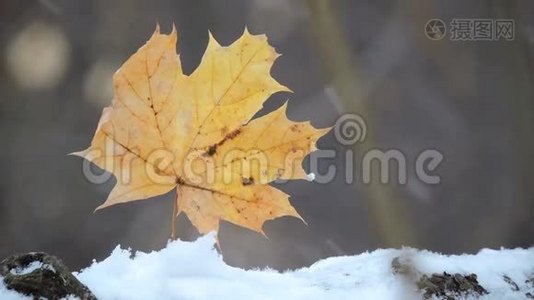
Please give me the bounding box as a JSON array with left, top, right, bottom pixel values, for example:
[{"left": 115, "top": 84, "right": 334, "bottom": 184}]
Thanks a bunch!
[
  {"left": 224, "top": 128, "right": 241, "bottom": 141},
  {"left": 175, "top": 177, "right": 185, "bottom": 185},
  {"left": 242, "top": 177, "right": 254, "bottom": 186},
  {"left": 205, "top": 144, "right": 217, "bottom": 156},
  {"left": 204, "top": 128, "right": 242, "bottom": 156}
]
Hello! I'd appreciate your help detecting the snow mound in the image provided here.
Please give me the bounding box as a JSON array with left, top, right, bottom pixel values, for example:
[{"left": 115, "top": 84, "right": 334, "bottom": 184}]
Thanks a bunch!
[
  {"left": 0, "top": 282, "right": 25, "bottom": 300},
  {"left": 1, "top": 234, "right": 533, "bottom": 299}
]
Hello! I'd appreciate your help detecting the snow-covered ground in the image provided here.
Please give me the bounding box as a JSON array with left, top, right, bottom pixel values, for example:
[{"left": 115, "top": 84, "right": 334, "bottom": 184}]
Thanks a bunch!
[{"left": 1, "top": 234, "right": 533, "bottom": 299}]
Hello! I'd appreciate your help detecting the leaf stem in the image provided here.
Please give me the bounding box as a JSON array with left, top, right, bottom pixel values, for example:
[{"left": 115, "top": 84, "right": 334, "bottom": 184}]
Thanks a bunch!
[{"left": 171, "top": 197, "right": 177, "bottom": 240}]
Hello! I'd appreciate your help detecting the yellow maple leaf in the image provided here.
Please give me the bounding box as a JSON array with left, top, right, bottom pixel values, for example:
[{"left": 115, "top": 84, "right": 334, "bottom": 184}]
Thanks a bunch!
[{"left": 73, "top": 26, "right": 331, "bottom": 238}]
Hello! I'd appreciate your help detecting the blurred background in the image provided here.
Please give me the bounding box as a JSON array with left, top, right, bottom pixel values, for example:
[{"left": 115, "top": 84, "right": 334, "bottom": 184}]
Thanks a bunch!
[{"left": 0, "top": 0, "right": 533, "bottom": 271}]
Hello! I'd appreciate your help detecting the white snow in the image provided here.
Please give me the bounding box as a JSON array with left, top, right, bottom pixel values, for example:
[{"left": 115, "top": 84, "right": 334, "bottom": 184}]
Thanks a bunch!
[
  {"left": 0, "top": 280, "right": 26, "bottom": 300},
  {"left": 9, "top": 261, "right": 56, "bottom": 276},
  {"left": 9, "top": 261, "right": 43, "bottom": 276},
  {"left": 1, "top": 234, "right": 533, "bottom": 299}
]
